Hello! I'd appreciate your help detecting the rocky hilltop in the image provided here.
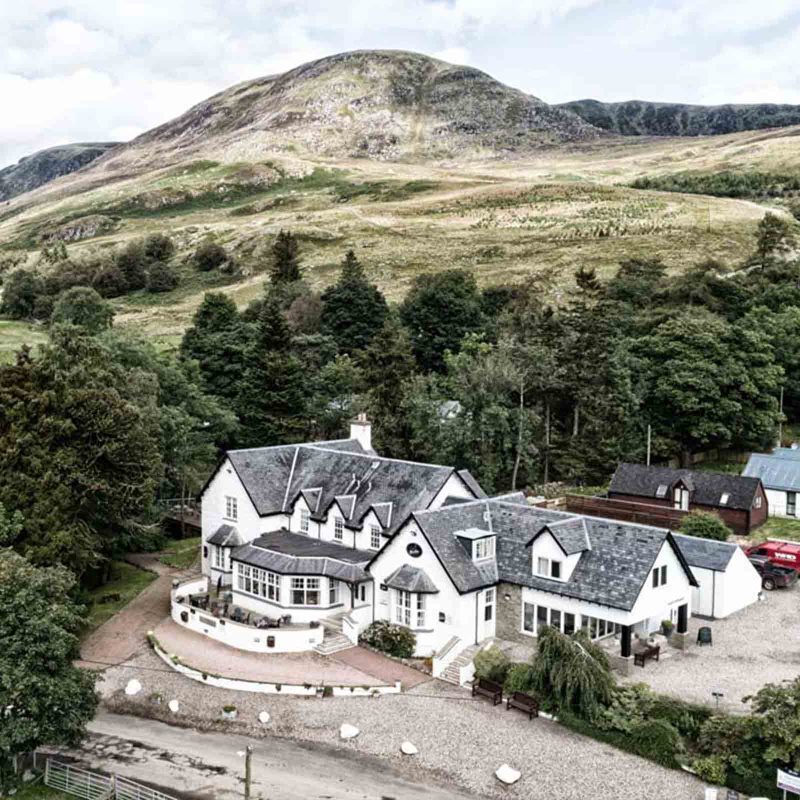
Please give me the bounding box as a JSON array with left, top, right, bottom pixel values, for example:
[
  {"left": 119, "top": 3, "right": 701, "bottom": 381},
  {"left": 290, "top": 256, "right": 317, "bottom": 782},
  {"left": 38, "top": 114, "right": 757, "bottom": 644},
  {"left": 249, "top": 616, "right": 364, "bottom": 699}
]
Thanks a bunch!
[
  {"left": 107, "top": 50, "right": 601, "bottom": 169},
  {"left": 557, "top": 98, "right": 800, "bottom": 137},
  {"left": 0, "top": 142, "right": 120, "bottom": 201}
]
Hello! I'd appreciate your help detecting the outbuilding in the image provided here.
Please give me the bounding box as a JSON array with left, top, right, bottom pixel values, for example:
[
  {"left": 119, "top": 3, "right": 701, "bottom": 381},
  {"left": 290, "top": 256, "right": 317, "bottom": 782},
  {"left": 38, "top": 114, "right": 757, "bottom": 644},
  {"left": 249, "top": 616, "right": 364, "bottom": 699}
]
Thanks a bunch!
[
  {"left": 672, "top": 533, "right": 761, "bottom": 619},
  {"left": 743, "top": 448, "right": 800, "bottom": 518}
]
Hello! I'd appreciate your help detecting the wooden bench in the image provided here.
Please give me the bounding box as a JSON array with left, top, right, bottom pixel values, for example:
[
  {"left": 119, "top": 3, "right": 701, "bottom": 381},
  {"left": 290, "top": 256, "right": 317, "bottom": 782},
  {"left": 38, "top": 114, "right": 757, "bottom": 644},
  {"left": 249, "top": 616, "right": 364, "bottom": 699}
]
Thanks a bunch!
[
  {"left": 506, "top": 692, "right": 539, "bottom": 719},
  {"left": 471, "top": 677, "right": 503, "bottom": 706},
  {"left": 633, "top": 644, "right": 660, "bottom": 667}
]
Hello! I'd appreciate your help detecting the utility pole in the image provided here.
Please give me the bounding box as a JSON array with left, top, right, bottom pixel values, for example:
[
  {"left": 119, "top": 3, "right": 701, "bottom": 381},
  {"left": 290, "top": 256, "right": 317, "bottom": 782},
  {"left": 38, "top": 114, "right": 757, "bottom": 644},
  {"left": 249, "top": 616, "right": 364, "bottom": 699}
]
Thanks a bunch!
[
  {"left": 779, "top": 386, "right": 785, "bottom": 447},
  {"left": 646, "top": 424, "right": 652, "bottom": 466},
  {"left": 244, "top": 745, "right": 253, "bottom": 800}
]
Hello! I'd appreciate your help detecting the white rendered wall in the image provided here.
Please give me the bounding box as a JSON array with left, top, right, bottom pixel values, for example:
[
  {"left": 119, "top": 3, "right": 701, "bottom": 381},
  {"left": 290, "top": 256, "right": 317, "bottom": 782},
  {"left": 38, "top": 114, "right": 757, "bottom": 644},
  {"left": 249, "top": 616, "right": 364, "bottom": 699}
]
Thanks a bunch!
[
  {"left": 765, "top": 488, "right": 791, "bottom": 517},
  {"left": 528, "top": 530, "right": 581, "bottom": 582},
  {"left": 715, "top": 547, "right": 761, "bottom": 618},
  {"left": 430, "top": 473, "right": 476, "bottom": 508}
]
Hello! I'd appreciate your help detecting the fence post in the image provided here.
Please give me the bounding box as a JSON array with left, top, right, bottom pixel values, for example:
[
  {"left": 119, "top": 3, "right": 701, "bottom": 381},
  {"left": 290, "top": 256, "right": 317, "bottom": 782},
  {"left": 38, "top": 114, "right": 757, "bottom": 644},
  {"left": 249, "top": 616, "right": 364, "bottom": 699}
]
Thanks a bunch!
[{"left": 45, "top": 757, "right": 50, "bottom": 786}]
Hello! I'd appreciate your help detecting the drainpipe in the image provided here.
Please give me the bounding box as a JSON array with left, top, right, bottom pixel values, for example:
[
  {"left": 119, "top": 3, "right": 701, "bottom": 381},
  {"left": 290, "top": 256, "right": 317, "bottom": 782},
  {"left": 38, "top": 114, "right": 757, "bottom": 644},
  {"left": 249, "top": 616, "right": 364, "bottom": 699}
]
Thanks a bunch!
[
  {"left": 711, "top": 570, "right": 716, "bottom": 619},
  {"left": 474, "top": 593, "right": 479, "bottom": 644}
]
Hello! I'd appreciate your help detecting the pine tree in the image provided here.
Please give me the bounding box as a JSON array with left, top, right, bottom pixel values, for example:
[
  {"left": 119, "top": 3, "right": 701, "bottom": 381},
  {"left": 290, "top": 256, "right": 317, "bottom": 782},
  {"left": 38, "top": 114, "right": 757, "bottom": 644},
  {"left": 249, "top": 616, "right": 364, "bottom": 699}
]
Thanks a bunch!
[
  {"left": 270, "top": 230, "right": 302, "bottom": 284},
  {"left": 321, "top": 250, "right": 388, "bottom": 353},
  {"left": 237, "top": 296, "right": 308, "bottom": 446},
  {"left": 362, "top": 315, "right": 417, "bottom": 456}
]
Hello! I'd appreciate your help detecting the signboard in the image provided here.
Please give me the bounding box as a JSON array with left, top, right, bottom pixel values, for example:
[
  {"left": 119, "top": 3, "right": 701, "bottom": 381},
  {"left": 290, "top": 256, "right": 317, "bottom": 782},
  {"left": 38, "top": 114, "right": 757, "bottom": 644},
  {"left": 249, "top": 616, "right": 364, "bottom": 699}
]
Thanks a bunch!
[
  {"left": 778, "top": 767, "right": 800, "bottom": 794},
  {"left": 406, "top": 543, "right": 422, "bottom": 558}
]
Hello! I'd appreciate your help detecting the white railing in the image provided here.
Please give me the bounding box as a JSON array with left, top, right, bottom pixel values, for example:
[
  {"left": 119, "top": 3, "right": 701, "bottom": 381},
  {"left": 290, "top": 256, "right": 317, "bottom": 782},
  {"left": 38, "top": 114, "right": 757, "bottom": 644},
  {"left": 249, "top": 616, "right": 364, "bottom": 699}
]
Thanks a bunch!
[
  {"left": 432, "top": 636, "right": 461, "bottom": 678},
  {"left": 42, "top": 757, "right": 180, "bottom": 800}
]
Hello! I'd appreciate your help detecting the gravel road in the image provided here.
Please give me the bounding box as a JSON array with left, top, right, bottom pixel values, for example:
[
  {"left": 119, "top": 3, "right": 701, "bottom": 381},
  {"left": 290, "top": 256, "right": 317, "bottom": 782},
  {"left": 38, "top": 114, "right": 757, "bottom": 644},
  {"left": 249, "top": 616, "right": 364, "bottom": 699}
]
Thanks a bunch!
[{"left": 100, "top": 648, "right": 706, "bottom": 800}]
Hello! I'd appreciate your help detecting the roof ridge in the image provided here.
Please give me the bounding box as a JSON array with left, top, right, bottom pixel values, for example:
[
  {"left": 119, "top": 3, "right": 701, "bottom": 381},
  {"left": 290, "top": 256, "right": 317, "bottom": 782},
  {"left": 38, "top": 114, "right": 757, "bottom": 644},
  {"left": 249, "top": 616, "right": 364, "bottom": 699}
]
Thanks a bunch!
[{"left": 303, "top": 445, "right": 455, "bottom": 471}]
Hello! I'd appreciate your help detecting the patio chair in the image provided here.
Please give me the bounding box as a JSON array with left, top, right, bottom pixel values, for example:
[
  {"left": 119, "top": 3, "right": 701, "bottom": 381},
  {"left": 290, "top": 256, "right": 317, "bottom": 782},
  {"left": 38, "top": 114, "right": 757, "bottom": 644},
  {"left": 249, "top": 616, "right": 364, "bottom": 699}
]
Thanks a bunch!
[
  {"left": 230, "top": 607, "right": 246, "bottom": 624},
  {"left": 281, "top": 614, "right": 292, "bottom": 625},
  {"left": 697, "top": 626, "right": 712, "bottom": 646}
]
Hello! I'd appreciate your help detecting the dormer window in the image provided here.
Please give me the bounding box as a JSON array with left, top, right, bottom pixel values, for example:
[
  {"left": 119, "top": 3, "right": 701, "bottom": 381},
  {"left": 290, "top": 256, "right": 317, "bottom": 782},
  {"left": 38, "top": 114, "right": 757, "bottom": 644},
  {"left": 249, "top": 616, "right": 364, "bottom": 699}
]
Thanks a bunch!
[
  {"left": 300, "top": 508, "right": 310, "bottom": 533},
  {"left": 655, "top": 484, "right": 668, "bottom": 499},
  {"left": 334, "top": 516, "right": 344, "bottom": 541},
  {"left": 536, "top": 557, "right": 562, "bottom": 580},
  {"left": 673, "top": 485, "right": 690, "bottom": 511},
  {"left": 473, "top": 537, "right": 495, "bottom": 562},
  {"left": 720, "top": 493, "right": 730, "bottom": 506}
]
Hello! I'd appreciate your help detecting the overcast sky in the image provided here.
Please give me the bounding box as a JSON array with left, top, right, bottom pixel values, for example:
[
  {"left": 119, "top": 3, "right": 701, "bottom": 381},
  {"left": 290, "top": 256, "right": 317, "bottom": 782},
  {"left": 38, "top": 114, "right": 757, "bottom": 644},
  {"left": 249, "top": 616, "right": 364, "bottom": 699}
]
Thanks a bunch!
[{"left": 3, "top": 0, "right": 800, "bottom": 168}]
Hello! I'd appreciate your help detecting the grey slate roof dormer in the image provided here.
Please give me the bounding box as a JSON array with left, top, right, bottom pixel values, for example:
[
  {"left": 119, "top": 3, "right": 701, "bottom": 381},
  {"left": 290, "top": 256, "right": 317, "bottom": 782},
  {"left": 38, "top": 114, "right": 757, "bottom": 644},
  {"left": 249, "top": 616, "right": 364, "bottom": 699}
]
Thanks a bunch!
[
  {"left": 385, "top": 564, "right": 439, "bottom": 594},
  {"left": 207, "top": 524, "right": 245, "bottom": 547},
  {"left": 527, "top": 517, "right": 591, "bottom": 555}
]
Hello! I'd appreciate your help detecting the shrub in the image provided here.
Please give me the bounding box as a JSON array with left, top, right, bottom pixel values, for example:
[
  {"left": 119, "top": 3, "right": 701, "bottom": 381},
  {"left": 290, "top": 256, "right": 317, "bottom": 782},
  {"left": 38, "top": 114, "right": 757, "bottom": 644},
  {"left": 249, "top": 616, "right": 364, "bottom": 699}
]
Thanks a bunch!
[
  {"left": 628, "top": 718, "right": 681, "bottom": 768},
  {"left": 116, "top": 240, "right": 148, "bottom": 290},
  {"left": 193, "top": 241, "right": 228, "bottom": 272},
  {"left": 146, "top": 261, "right": 179, "bottom": 293},
  {"left": 51, "top": 286, "right": 114, "bottom": 333},
  {"left": 92, "top": 264, "right": 128, "bottom": 298},
  {"left": 358, "top": 620, "right": 416, "bottom": 658},
  {"left": 0, "top": 268, "right": 44, "bottom": 318},
  {"left": 693, "top": 756, "right": 726, "bottom": 786},
  {"left": 503, "top": 663, "right": 535, "bottom": 695},
  {"left": 473, "top": 645, "right": 510, "bottom": 685},
  {"left": 144, "top": 233, "right": 175, "bottom": 263},
  {"left": 679, "top": 510, "right": 731, "bottom": 542}
]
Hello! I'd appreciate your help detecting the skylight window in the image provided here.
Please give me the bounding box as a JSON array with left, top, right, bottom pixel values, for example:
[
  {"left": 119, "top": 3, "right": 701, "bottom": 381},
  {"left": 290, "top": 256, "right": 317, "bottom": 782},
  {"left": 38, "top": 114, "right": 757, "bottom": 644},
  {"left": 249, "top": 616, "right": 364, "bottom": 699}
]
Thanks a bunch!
[
  {"left": 655, "top": 484, "right": 668, "bottom": 499},
  {"left": 720, "top": 493, "right": 730, "bottom": 505}
]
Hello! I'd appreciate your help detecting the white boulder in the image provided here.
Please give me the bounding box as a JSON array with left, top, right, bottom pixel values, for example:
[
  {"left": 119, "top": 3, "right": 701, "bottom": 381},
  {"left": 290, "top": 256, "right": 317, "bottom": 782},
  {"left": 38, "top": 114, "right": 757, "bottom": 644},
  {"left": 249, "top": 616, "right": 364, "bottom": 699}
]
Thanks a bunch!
[
  {"left": 495, "top": 764, "right": 521, "bottom": 785},
  {"left": 339, "top": 723, "right": 360, "bottom": 739},
  {"left": 168, "top": 699, "right": 180, "bottom": 713},
  {"left": 400, "top": 741, "right": 418, "bottom": 755},
  {"left": 124, "top": 679, "right": 142, "bottom": 696},
  {"left": 258, "top": 711, "right": 270, "bottom": 725}
]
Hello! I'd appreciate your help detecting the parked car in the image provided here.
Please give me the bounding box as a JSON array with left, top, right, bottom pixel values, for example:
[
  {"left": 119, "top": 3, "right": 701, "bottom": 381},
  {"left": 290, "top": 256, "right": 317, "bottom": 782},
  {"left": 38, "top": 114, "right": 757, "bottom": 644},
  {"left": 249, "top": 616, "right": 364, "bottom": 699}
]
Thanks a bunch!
[
  {"left": 744, "top": 540, "right": 800, "bottom": 572},
  {"left": 747, "top": 555, "right": 798, "bottom": 590}
]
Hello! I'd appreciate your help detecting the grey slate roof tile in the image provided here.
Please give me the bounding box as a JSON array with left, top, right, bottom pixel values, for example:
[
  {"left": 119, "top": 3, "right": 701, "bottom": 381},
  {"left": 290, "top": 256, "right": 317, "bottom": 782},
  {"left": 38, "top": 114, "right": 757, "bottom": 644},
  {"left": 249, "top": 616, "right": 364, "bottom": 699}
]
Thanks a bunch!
[
  {"left": 385, "top": 564, "right": 439, "bottom": 593},
  {"left": 672, "top": 532, "right": 737, "bottom": 572},
  {"left": 411, "top": 497, "right": 696, "bottom": 611},
  {"left": 207, "top": 524, "right": 244, "bottom": 547},
  {"left": 610, "top": 463, "right": 760, "bottom": 511}
]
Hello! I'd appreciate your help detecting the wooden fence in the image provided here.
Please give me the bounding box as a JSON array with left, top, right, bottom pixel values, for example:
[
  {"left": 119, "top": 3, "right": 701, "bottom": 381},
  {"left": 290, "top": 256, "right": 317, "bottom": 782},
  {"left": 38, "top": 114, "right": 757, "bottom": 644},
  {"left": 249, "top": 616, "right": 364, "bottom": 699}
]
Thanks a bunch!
[{"left": 565, "top": 494, "right": 688, "bottom": 530}]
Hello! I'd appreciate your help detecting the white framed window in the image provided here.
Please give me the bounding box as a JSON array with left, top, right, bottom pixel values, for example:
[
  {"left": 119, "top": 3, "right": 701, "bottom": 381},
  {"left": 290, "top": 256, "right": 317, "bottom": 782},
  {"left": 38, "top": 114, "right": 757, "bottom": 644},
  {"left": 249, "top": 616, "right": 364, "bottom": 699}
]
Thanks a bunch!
[
  {"left": 235, "top": 563, "right": 280, "bottom": 602},
  {"left": 535, "top": 557, "right": 562, "bottom": 579},
  {"left": 300, "top": 508, "right": 310, "bottom": 533},
  {"left": 673, "top": 487, "right": 690, "bottom": 511},
  {"left": 473, "top": 537, "right": 495, "bottom": 561},
  {"left": 370, "top": 525, "right": 381, "bottom": 550},
  {"left": 329, "top": 579, "right": 339, "bottom": 605},
  {"left": 291, "top": 577, "right": 320, "bottom": 606},
  {"left": 334, "top": 517, "right": 344, "bottom": 541},
  {"left": 224, "top": 496, "right": 238, "bottom": 521},
  {"left": 652, "top": 565, "right": 667, "bottom": 587},
  {"left": 483, "top": 587, "right": 494, "bottom": 621},
  {"left": 395, "top": 590, "right": 412, "bottom": 627},
  {"left": 754, "top": 496, "right": 762, "bottom": 509},
  {"left": 720, "top": 493, "right": 730, "bottom": 505},
  {"left": 416, "top": 593, "right": 426, "bottom": 628},
  {"left": 523, "top": 603, "right": 580, "bottom": 637},
  {"left": 212, "top": 545, "right": 226, "bottom": 570}
]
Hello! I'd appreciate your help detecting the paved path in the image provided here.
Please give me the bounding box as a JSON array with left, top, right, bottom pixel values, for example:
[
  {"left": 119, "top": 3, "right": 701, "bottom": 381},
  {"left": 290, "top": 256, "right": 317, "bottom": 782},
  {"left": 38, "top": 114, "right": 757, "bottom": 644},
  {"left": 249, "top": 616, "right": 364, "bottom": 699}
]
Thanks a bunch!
[
  {"left": 79, "top": 556, "right": 193, "bottom": 670},
  {"left": 333, "top": 646, "right": 431, "bottom": 689},
  {"left": 154, "top": 619, "right": 384, "bottom": 686},
  {"left": 48, "top": 712, "right": 477, "bottom": 800}
]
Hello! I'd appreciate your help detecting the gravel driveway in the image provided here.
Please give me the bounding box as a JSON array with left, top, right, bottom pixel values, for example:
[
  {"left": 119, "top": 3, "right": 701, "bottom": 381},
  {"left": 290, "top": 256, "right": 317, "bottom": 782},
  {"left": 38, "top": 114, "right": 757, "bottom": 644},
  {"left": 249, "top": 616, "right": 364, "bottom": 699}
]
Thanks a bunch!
[
  {"left": 99, "top": 649, "right": 704, "bottom": 800},
  {"left": 623, "top": 584, "right": 800, "bottom": 711}
]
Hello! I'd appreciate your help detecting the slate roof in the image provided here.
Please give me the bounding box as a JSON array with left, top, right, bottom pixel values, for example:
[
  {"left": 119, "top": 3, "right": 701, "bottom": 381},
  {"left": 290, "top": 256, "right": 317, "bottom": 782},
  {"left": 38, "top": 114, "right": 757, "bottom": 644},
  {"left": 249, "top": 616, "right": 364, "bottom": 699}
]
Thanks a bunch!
[
  {"left": 207, "top": 524, "right": 244, "bottom": 547},
  {"left": 231, "top": 530, "right": 371, "bottom": 583},
  {"left": 672, "top": 533, "right": 737, "bottom": 572},
  {"left": 385, "top": 564, "right": 439, "bottom": 594},
  {"left": 215, "top": 438, "right": 481, "bottom": 535},
  {"left": 536, "top": 517, "right": 591, "bottom": 555},
  {"left": 610, "top": 463, "right": 761, "bottom": 511},
  {"left": 743, "top": 450, "right": 800, "bottom": 492},
  {"left": 407, "top": 497, "right": 697, "bottom": 611}
]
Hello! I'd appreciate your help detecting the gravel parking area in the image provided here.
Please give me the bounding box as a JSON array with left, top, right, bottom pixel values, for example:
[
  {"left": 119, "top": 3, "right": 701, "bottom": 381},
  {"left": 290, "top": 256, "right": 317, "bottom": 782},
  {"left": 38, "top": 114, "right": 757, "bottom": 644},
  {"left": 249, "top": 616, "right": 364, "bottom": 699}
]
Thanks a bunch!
[
  {"left": 99, "top": 649, "right": 704, "bottom": 800},
  {"left": 623, "top": 585, "right": 800, "bottom": 712}
]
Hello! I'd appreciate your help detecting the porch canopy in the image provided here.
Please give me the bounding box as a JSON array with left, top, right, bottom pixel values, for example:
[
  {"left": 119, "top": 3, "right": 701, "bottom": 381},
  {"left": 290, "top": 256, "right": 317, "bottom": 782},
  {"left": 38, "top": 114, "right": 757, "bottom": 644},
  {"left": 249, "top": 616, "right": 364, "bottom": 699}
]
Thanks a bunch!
[{"left": 384, "top": 564, "right": 439, "bottom": 594}]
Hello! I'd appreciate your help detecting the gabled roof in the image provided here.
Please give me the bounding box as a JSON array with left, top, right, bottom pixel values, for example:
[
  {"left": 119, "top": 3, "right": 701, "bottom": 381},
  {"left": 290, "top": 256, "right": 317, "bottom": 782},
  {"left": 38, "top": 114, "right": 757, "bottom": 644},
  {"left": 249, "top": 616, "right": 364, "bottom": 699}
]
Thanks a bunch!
[
  {"left": 214, "top": 438, "right": 482, "bottom": 535},
  {"left": 405, "top": 496, "right": 697, "bottom": 611},
  {"left": 610, "top": 463, "right": 761, "bottom": 512},
  {"left": 743, "top": 450, "right": 800, "bottom": 492},
  {"left": 672, "top": 533, "right": 737, "bottom": 572},
  {"left": 231, "top": 530, "right": 371, "bottom": 583},
  {"left": 385, "top": 564, "right": 439, "bottom": 594},
  {"left": 528, "top": 517, "right": 591, "bottom": 555},
  {"left": 207, "top": 524, "right": 244, "bottom": 547}
]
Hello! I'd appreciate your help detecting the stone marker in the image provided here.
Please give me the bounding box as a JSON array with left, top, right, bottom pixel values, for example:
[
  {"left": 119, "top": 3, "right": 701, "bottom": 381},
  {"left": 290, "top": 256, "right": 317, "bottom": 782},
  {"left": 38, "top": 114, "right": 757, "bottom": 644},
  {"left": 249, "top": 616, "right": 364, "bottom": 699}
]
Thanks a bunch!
[
  {"left": 339, "top": 723, "right": 360, "bottom": 739},
  {"left": 124, "top": 679, "right": 142, "bottom": 696},
  {"left": 258, "top": 711, "right": 270, "bottom": 724},
  {"left": 495, "top": 764, "right": 521, "bottom": 785},
  {"left": 168, "top": 699, "right": 180, "bottom": 713},
  {"left": 400, "top": 741, "right": 418, "bottom": 755}
]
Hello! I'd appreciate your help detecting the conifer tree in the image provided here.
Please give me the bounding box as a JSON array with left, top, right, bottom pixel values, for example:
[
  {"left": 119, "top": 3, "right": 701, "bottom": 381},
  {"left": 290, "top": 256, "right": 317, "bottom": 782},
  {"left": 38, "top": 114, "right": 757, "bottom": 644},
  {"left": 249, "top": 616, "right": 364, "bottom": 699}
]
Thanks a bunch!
[
  {"left": 321, "top": 249, "right": 388, "bottom": 354},
  {"left": 237, "top": 295, "right": 307, "bottom": 446},
  {"left": 270, "top": 230, "right": 302, "bottom": 284}
]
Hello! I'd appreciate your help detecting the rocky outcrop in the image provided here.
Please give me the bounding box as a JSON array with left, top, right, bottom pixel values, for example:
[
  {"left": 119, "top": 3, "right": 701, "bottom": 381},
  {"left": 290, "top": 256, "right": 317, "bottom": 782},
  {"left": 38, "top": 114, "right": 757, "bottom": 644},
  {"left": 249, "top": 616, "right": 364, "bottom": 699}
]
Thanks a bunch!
[
  {"left": 40, "top": 214, "right": 117, "bottom": 243},
  {"left": 0, "top": 142, "right": 120, "bottom": 201},
  {"left": 557, "top": 98, "right": 800, "bottom": 137}
]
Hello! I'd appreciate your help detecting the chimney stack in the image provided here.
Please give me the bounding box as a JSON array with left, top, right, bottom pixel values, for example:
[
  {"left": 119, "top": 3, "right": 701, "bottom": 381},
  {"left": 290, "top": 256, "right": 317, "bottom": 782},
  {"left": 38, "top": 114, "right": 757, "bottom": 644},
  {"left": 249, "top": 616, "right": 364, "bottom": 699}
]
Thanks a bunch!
[{"left": 350, "top": 412, "right": 372, "bottom": 452}]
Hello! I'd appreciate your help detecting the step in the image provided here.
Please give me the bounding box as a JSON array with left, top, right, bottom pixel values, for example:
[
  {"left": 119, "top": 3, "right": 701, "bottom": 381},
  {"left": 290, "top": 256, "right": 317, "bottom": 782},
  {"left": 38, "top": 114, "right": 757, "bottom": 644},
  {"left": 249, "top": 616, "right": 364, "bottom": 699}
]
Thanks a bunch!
[
  {"left": 313, "top": 633, "right": 353, "bottom": 656},
  {"left": 439, "top": 641, "right": 488, "bottom": 685}
]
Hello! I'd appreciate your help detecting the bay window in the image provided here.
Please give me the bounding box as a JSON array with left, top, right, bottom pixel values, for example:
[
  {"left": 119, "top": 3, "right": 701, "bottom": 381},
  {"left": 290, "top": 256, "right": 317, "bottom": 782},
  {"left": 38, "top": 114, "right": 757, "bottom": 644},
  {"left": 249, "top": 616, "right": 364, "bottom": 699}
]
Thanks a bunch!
[
  {"left": 395, "top": 590, "right": 426, "bottom": 628},
  {"left": 235, "top": 563, "right": 280, "bottom": 602},
  {"left": 212, "top": 545, "right": 227, "bottom": 570},
  {"left": 291, "top": 577, "right": 320, "bottom": 606},
  {"left": 329, "top": 579, "right": 339, "bottom": 605}
]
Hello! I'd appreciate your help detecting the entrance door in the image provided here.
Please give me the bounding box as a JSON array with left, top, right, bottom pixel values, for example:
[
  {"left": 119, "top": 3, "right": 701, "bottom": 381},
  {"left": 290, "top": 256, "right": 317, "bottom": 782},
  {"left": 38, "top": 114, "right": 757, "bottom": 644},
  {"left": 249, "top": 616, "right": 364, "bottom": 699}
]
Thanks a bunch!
[{"left": 478, "top": 587, "right": 496, "bottom": 641}]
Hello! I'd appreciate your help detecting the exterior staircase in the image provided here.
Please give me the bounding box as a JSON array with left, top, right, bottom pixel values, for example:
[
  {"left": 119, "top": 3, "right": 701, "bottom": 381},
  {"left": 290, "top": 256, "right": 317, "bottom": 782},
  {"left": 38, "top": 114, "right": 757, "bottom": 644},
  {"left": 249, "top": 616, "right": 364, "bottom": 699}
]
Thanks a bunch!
[
  {"left": 313, "top": 612, "right": 354, "bottom": 656},
  {"left": 441, "top": 640, "right": 490, "bottom": 686}
]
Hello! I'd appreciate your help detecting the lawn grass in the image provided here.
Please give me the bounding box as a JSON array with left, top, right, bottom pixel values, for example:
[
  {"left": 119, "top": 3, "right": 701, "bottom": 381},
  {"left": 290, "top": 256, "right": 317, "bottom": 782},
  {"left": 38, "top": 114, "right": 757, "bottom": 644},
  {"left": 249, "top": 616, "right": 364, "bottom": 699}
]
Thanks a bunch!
[
  {"left": 8, "top": 783, "right": 72, "bottom": 799},
  {"left": 158, "top": 536, "right": 200, "bottom": 570},
  {"left": 84, "top": 561, "right": 157, "bottom": 633},
  {"left": 0, "top": 319, "right": 48, "bottom": 363},
  {"left": 752, "top": 515, "right": 800, "bottom": 543}
]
